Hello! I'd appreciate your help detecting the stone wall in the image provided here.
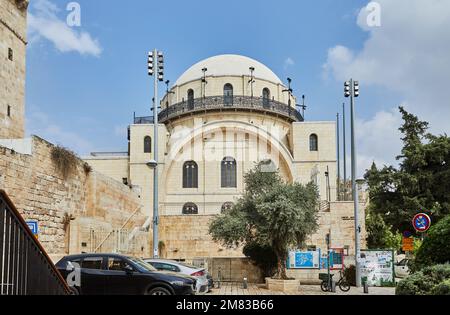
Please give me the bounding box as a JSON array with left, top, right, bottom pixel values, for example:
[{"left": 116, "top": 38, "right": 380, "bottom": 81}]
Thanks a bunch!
[
  {"left": 0, "top": 0, "right": 28, "bottom": 139},
  {"left": 0, "top": 136, "right": 148, "bottom": 261},
  {"left": 159, "top": 215, "right": 243, "bottom": 260}
]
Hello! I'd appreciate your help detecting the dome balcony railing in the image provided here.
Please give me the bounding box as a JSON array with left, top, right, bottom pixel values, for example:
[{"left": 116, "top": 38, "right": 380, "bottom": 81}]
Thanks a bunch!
[{"left": 152, "top": 95, "right": 303, "bottom": 124}]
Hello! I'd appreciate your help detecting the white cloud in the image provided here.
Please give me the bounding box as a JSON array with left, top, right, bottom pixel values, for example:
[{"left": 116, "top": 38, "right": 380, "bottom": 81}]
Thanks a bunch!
[
  {"left": 356, "top": 107, "right": 403, "bottom": 175},
  {"left": 26, "top": 106, "right": 94, "bottom": 155},
  {"left": 284, "top": 57, "right": 295, "bottom": 69},
  {"left": 324, "top": 0, "right": 450, "bottom": 175},
  {"left": 28, "top": 0, "right": 102, "bottom": 57}
]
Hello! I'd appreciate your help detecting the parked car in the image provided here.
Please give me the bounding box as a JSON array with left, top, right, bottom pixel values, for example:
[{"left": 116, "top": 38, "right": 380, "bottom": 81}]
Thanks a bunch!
[
  {"left": 395, "top": 258, "right": 411, "bottom": 278},
  {"left": 55, "top": 253, "right": 196, "bottom": 295},
  {"left": 144, "top": 259, "right": 213, "bottom": 293}
]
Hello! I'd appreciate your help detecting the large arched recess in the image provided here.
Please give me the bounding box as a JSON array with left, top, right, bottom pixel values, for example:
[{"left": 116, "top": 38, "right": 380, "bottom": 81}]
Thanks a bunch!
[{"left": 161, "top": 120, "right": 296, "bottom": 194}]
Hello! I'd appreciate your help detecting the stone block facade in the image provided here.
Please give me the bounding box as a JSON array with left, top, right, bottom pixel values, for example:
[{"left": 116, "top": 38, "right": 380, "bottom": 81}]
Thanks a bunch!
[
  {"left": 0, "top": 136, "right": 149, "bottom": 261},
  {"left": 158, "top": 215, "right": 243, "bottom": 260},
  {"left": 0, "top": 0, "right": 27, "bottom": 139}
]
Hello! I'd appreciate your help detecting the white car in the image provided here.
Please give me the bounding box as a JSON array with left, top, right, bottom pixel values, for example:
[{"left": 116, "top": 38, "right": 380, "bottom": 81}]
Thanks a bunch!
[
  {"left": 395, "top": 258, "right": 410, "bottom": 278},
  {"left": 144, "top": 259, "right": 211, "bottom": 294}
]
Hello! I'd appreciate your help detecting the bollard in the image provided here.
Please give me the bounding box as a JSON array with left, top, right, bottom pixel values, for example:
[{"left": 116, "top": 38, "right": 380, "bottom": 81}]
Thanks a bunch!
[
  {"left": 363, "top": 282, "right": 369, "bottom": 294},
  {"left": 331, "top": 281, "right": 336, "bottom": 293},
  {"left": 243, "top": 277, "right": 248, "bottom": 289},
  {"left": 217, "top": 268, "right": 222, "bottom": 289}
]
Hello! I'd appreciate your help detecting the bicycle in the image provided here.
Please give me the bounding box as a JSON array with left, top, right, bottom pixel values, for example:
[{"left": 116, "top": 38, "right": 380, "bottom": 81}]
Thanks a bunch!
[{"left": 319, "top": 271, "right": 351, "bottom": 292}]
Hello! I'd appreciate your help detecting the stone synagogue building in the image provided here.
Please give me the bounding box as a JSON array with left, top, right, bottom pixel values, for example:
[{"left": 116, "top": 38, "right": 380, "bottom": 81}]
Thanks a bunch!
[{"left": 1, "top": 0, "right": 366, "bottom": 280}]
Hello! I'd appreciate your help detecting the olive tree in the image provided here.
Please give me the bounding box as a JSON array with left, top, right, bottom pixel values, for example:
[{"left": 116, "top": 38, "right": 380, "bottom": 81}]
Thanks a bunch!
[{"left": 209, "top": 164, "right": 319, "bottom": 279}]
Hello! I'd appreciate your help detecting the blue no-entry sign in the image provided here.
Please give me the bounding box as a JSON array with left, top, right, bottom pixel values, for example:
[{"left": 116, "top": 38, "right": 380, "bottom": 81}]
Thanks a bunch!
[{"left": 412, "top": 213, "right": 431, "bottom": 233}]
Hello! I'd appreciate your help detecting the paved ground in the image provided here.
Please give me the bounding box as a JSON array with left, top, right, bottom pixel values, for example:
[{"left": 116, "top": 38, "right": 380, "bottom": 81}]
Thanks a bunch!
[{"left": 207, "top": 282, "right": 396, "bottom": 295}]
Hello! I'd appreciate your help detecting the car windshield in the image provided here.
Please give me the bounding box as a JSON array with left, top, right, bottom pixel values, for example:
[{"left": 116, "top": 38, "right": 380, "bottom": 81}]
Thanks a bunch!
[{"left": 129, "top": 257, "right": 158, "bottom": 272}]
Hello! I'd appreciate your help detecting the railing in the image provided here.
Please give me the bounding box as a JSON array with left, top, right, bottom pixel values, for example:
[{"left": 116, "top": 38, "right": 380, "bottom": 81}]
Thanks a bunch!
[
  {"left": 0, "top": 190, "right": 70, "bottom": 295},
  {"left": 135, "top": 96, "right": 304, "bottom": 125},
  {"left": 93, "top": 205, "right": 143, "bottom": 254},
  {"left": 88, "top": 228, "right": 148, "bottom": 257},
  {"left": 134, "top": 116, "right": 154, "bottom": 124}
]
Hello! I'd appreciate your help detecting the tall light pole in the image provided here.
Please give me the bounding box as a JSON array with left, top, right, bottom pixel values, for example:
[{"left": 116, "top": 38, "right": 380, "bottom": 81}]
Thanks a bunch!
[
  {"left": 337, "top": 113, "right": 341, "bottom": 201},
  {"left": 345, "top": 79, "right": 361, "bottom": 287},
  {"left": 148, "top": 49, "right": 164, "bottom": 258},
  {"left": 342, "top": 102, "right": 347, "bottom": 201}
]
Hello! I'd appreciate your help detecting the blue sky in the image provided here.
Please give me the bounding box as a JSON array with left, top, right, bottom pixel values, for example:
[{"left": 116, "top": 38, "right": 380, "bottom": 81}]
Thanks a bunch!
[{"left": 25, "top": 0, "right": 450, "bottom": 176}]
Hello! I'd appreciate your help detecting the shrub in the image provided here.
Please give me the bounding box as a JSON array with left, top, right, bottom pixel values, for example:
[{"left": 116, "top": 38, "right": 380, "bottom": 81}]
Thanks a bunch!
[
  {"left": 83, "top": 162, "right": 92, "bottom": 175},
  {"left": 413, "top": 215, "right": 450, "bottom": 271},
  {"left": 51, "top": 145, "right": 79, "bottom": 180},
  {"left": 431, "top": 279, "right": 450, "bottom": 295},
  {"left": 396, "top": 264, "right": 450, "bottom": 295}
]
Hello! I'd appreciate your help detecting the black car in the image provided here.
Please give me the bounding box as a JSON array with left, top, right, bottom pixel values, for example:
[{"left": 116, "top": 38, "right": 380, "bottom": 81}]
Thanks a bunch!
[{"left": 55, "top": 253, "right": 196, "bottom": 295}]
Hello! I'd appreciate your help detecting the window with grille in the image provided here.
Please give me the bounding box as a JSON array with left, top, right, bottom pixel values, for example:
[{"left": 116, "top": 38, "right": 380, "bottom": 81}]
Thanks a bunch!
[
  {"left": 144, "top": 136, "right": 152, "bottom": 153},
  {"left": 183, "top": 161, "right": 198, "bottom": 188},
  {"left": 221, "top": 157, "right": 237, "bottom": 188},
  {"left": 182, "top": 203, "right": 198, "bottom": 215}
]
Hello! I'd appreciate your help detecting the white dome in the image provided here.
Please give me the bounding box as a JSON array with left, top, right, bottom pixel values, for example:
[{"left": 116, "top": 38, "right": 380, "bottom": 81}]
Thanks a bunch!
[{"left": 174, "top": 54, "right": 283, "bottom": 86}]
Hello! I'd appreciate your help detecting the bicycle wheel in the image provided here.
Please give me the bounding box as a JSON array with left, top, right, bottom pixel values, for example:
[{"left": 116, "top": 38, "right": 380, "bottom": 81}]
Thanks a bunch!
[
  {"left": 339, "top": 281, "right": 351, "bottom": 292},
  {"left": 320, "top": 281, "right": 329, "bottom": 292}
]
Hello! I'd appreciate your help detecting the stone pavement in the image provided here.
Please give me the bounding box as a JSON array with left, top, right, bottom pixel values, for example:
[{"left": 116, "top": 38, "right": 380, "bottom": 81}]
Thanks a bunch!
[{"left": 207, "top": 282, "right": 396, "bottom": 296}]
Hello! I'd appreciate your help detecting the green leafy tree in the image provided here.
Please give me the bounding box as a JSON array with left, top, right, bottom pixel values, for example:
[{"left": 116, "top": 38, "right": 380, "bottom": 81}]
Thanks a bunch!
[
  {"left": 365, "top": 107, "right": 450, "bottom": 233},
  {"left": 366, "top": 209, "right": 401, "bottom": 250},
  {"left": 209, "top": 164, "right": 319, "bottom": 280}
]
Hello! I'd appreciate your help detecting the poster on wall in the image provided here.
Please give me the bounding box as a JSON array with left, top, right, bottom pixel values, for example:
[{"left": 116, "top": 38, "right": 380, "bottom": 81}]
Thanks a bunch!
[
  {"left": 319, "top": 248, "right": 344, "bottom": 270},
  {"left": 287, "top": 250, "right": 320, "bottom": 269},
  {"left": 360, "top": 250, "right": 395, "bottom": 287}
]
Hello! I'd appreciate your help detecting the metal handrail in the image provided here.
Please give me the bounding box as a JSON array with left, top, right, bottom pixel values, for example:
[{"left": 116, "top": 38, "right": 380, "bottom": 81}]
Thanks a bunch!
[
  {"left": 93, "top": 205, "right": 142, "bottom": 253},
  {"left": 0, "top": 190, "right": 71, "bottom": 295},
  {"left": 135, "top": 95, "right": 304, "bottom": 124}
]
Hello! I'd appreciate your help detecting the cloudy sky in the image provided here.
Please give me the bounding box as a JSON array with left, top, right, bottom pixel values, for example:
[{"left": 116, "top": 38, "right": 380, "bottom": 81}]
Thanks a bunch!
[{"left": 25, "top": 0, "right": 450, "bottom": 177}]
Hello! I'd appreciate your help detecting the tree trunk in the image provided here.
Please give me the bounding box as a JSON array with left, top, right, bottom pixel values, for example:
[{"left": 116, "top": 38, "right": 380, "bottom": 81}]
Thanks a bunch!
[{"left": 273, "top": 247, "right": 288, "bottom": 280}]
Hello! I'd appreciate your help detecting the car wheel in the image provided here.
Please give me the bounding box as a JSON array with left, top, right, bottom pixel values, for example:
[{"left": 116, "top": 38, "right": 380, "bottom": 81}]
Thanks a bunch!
[{"left": 147, "top": 287, "right": 172, "bottom": 296}]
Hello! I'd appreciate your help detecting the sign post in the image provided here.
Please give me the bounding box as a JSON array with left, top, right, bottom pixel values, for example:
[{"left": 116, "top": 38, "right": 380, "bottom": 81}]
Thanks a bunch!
[{"left": 326, "top": 233, "right": 331, "bottom": 292}]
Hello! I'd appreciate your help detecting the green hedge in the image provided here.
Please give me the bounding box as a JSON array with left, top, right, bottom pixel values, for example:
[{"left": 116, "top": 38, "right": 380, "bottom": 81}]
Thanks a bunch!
[
  {"left": 413, "top": 215, "right": 450, "bottom": 271},
  {"left": 396, "top": 264, "right": 450, "bottom": 295}
]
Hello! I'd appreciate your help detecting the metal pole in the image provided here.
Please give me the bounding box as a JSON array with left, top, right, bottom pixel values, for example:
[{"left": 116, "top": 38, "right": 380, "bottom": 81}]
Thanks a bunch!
[
  {"left": 343, "top": 103, "right": 347, "bottom": 201},
  {"left": 337, "top": 113, "right": 341, "bottom": 201},
  {"left": 152, "top": 48, "right": 159, "bottom": 258},
  {"left": 350, "top": 79, "right": 361, "bottom": 287}
]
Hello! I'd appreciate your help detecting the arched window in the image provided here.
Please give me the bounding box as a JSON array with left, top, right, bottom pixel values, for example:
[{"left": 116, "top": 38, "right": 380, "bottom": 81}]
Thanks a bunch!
[
  {"left": 221, "top": 202, "right": 234, "bottom": 214},
  {"left": 182, "top": 203, "right": 198, "bottom": 215},
  {"left": 187, "top": 89, "right": 194, "bottom": 110},
  {"left": 144, "top": 136, "right": 152, "bottom": 153},
  {"left": 183, "top": 161, "right": 198, "bottom": 188},
  {"left": 310, "top": 134, "right": 318, "bottom": 151},
  {"left": 262, "top": 88, "right": 270, "bottom": 107},
  {"left": 221, "top": 157, "right": 237, "bottom": 188},
  {"left": 224, "top": 84, "right": 233, "bottom": 106}
]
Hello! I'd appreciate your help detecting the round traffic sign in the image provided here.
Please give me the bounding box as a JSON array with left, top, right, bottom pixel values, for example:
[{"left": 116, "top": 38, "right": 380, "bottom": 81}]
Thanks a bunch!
[
  {"left": 403, "top": 230, "right": 412, "bottom": 238},
  {"left": 412, "top": 213, "right": 431, "bottom": 233}
]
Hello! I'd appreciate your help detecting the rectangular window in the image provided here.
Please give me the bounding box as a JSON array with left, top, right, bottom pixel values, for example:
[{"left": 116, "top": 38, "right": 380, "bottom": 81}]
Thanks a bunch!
[
  {"left": 107, "top": 257, "right": 131, "bottom": 271},
  {"left": 8, "top": 48, "right": 13, "bottom": 61},
  {"left": 81, "top": 257, "right": 104, "bottom": 270},
  {"left": 7, "top": 105, "right": 11, "bottom": 117}
]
